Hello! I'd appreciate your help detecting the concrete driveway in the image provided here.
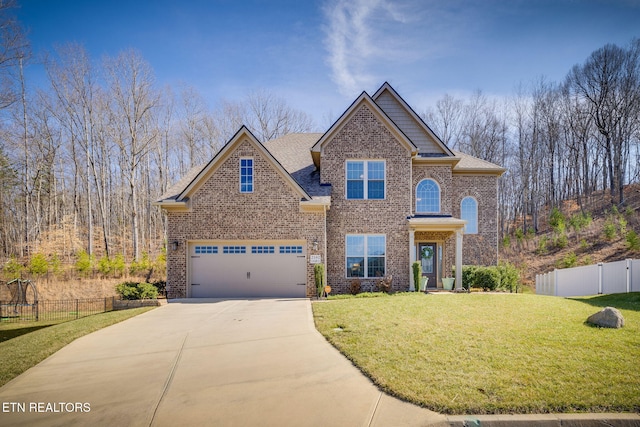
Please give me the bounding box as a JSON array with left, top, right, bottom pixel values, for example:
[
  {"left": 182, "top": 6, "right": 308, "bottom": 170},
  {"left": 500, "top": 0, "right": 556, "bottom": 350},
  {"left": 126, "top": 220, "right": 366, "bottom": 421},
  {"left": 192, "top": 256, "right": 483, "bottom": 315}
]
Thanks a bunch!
[{"left": 0, "top": 299, "right": 445, "bottom": 427}]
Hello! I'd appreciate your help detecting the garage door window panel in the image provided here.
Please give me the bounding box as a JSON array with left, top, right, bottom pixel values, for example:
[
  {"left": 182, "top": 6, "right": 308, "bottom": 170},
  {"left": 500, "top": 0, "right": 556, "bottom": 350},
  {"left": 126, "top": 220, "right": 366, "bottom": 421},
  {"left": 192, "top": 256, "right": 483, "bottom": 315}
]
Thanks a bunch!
[
  {"left": 223, "top": 246, "right": 246, "bottom": 254},
  {"left": 252, "top": 246, "right": 275, "bottom": 254},
  {"left": 195, "top": 246, "right": 218, "bottom": 254}
]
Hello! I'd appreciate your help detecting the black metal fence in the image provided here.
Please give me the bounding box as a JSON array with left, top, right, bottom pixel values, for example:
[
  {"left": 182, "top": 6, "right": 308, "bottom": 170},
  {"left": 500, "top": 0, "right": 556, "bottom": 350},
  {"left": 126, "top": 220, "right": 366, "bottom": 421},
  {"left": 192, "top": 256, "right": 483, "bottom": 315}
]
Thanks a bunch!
[{"left": 0, "top": 297, "right": 115, "bottom": 323}]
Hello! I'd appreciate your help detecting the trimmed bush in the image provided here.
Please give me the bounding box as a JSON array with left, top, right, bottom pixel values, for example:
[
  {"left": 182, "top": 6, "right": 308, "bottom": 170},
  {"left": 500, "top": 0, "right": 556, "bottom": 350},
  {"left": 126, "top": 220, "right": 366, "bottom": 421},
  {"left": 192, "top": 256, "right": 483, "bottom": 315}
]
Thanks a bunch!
[
  {"left": 115, "top": 281, "right": 158, "bottom": 300},
  {"left": 349, "top": 278, "right": 361, "bottom": 295},
  {"left": 461, "top": 265, "right": 479, "bottom": 290},
  {"left": 314, "top": 263, "right": 325, "bottom": 297},
  {"left": 496, "top": 262, "right": 520, "bottom": 292},
  {"left": 151, "top": 280, "right": 166, "bottom": 297},
  {"left": 473, "top": 267, "right": 501, "bottom": 291},
  {"left": 412, "top": 261, "right": 421, "bottom": 292}
]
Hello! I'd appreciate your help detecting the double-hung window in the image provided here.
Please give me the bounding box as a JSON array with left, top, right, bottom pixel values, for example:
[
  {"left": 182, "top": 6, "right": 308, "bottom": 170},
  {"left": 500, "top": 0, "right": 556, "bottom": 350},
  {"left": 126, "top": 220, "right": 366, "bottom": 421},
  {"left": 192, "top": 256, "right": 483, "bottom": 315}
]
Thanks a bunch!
[
  {"left": 240, "top": 158, "right": 253, "bottom": 193},
  {"left": 346, "top": 234, "right": 386, "bottom": 278},
  {"left": 346, "top": 160, "right": 385, "bottom": 199}
]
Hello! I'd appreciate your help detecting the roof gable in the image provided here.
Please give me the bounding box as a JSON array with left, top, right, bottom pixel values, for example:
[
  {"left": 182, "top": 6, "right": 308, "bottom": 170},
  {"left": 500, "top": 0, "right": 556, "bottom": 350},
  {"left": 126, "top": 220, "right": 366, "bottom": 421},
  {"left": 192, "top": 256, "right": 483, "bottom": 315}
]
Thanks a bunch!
[
  {"left": 156, "top": 126, "right": 312, "bottom": 209},
  {"left": 311, "top": 91, "right": 418, "bottom": 167},
  {"left": 372, "top": 82, "right": 454, "bottom": 156}
]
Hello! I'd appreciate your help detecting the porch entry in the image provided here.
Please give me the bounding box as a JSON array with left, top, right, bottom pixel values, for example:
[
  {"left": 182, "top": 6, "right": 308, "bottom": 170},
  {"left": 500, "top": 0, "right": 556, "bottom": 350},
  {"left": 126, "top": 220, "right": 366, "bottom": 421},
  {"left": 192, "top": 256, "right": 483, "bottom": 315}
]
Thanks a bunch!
[{"left": 418, "top": 243, "right": 441, "bottom": 289}]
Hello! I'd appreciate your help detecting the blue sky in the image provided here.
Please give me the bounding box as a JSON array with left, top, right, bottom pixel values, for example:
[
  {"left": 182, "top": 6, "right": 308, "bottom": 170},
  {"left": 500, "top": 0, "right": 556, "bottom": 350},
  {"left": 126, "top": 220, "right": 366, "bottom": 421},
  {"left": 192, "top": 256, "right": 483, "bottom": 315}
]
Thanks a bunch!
[{"left": 16, "top": 0, "right": 640, "bottom": 127}]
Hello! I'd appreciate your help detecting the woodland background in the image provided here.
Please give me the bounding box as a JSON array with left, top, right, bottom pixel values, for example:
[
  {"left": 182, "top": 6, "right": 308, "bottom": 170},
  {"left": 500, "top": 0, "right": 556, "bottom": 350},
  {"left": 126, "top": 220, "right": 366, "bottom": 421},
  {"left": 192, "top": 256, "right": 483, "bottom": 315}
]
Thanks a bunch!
[{"left": 0, "top": 2, "right": 638, "bottom": 281}]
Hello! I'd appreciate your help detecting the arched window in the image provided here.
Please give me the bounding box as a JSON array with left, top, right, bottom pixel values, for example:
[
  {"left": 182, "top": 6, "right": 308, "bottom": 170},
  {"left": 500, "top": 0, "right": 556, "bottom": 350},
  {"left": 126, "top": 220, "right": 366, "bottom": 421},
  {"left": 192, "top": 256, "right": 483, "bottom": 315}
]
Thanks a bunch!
[
  {"left": 461, "top": 197, "right": 478, "bottom": 234},
  {"left": 416, "top": 179, "right": 440, "bottom": 213}
]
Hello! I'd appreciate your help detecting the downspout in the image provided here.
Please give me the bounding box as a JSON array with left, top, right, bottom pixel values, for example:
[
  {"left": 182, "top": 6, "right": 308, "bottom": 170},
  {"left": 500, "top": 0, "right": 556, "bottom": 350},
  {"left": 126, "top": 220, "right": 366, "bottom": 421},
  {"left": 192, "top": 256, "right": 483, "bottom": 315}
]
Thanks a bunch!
[{"left": 324, "top": 205, "right": 328, "bottom": 292}]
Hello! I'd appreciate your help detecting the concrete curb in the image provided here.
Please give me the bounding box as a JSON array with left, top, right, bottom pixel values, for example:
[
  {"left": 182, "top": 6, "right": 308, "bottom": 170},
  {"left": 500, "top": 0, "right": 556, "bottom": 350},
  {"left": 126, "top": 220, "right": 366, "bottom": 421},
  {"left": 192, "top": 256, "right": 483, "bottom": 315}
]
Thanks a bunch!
[{"left": 445, "top": 412, "right": 640, "bottom": 426}]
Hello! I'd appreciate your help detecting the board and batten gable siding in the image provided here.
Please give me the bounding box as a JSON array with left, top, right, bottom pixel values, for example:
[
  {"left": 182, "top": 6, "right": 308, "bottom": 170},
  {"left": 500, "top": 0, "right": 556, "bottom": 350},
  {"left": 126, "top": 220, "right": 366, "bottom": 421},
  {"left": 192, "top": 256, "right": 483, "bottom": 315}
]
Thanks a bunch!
[
  {"left": 375, "top": 90, "right": 444, "bottom": 154},
  {"left": 320, "top": 104, "right": 412, "bottom": 293},
  {"left": 165, "top": 138, "right": 325, "bottom": 298}
]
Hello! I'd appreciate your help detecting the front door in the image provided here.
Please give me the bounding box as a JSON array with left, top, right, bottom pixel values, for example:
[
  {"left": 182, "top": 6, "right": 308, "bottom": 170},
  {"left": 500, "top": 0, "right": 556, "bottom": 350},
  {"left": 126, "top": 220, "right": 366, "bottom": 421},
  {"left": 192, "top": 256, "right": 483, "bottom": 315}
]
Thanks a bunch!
[{"left": 419, "top": 243, "right": 437, "bottom": 289}]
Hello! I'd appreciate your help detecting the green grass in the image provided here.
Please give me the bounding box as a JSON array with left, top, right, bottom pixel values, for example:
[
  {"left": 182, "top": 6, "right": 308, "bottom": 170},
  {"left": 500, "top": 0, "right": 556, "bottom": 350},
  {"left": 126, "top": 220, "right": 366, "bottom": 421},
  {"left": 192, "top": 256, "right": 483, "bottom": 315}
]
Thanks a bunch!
[
  {"left": 0, "top": 307, "right": 155, "bottom": 388},
  {"left": 313, "top": 292, "right": 640, "bottom": 415}
]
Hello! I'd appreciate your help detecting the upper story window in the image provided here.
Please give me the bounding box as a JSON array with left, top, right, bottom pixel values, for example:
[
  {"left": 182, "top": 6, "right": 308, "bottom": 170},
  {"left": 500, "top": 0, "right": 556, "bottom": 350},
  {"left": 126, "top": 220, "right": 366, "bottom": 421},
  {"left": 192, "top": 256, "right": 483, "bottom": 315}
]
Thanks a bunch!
[
  {"left": 240, "top": 158, "right": 253, "bottom": 193},
  {"left": 461, "top": 197, "right": 478, "bottom": 234},
  {"left": 416, "top": 179, "right": 440, "bottom": 213},
  {"left": 346, "top": 160, "right": 385, "bottom": 199}
]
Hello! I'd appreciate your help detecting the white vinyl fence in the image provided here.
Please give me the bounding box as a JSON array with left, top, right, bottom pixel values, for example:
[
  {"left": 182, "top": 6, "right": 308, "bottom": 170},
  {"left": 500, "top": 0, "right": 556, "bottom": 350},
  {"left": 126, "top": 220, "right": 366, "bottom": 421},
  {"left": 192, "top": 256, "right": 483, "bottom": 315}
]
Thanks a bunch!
[{"left": 536, "top": 259, "right": 640, "bottom": 297}]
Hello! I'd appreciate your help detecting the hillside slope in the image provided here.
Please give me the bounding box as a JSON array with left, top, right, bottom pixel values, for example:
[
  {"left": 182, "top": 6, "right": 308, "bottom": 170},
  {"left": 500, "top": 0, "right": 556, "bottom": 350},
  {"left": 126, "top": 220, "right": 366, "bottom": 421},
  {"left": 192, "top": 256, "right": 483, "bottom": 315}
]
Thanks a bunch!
[{"left": 500, "top": 184, "right": 640, "bottom": 289}]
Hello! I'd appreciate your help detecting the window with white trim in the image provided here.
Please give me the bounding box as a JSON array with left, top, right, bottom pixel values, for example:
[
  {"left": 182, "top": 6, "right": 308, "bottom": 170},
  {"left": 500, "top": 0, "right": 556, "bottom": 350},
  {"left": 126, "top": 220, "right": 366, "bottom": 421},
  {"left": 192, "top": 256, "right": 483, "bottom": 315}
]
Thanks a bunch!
[
  {"left": 240, "top": 158, "right": 253, "bottom": 193},
  {"left": 346, "top": 160, "right": 385, "bottom": 199},
  {"left": 461, "top": 197, "right": 478, "bottom": 234},
  {"left": 346, "top": 234, "right": 386, "bottom": 278},
  {"left": 416, "top": 179, "right": 440, "bottom": 213}
]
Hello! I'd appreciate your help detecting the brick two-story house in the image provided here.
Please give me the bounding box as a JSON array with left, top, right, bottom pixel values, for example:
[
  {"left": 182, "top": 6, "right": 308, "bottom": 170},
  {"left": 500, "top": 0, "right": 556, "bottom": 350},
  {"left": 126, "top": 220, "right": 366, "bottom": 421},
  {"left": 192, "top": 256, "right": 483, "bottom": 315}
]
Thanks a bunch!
[{"left": 155, "top": 83, "right": 505, "bottom": 298}]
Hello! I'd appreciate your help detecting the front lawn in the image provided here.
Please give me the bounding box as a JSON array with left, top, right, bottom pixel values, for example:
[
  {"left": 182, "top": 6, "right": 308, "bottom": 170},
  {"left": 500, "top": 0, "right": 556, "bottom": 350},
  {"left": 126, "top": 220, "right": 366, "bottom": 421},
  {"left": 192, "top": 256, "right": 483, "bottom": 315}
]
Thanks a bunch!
[
  {"left": 0, "top": 307, "right": 155, "bottom": 388},
  {"left": 312, "top": 292, "right": 640, "bottom": 415}
]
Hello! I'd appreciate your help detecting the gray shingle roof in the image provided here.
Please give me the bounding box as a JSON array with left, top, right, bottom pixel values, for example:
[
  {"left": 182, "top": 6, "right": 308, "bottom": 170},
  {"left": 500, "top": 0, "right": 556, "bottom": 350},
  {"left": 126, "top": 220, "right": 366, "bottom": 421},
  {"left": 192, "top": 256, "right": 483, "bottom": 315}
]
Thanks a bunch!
[
  {"left": 156, "top": 134, "right": 503, "bottom": 204},
  {"left": 157, "top": 164, "right": 206, "bottom": 202},
  {"left": 264, "top": 133, "right": 330, "bottom": 197}
]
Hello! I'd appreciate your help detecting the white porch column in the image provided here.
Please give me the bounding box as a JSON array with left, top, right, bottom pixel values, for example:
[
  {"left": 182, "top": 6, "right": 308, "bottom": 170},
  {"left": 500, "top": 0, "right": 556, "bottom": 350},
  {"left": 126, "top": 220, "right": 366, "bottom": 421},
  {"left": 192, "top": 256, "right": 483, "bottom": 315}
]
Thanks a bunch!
[
  {"left": 455, "top": 230, "right": 463, "bottom": 291},
  {"left": 409, "top": 229, "right": 415, "bottom": 291}
]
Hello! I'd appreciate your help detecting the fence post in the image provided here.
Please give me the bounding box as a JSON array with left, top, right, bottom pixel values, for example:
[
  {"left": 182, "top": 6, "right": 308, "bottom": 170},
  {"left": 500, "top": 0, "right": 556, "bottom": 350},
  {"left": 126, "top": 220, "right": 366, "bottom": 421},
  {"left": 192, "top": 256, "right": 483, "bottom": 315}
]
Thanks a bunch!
[
  {"left": 75, "top": 299, "right": 79, "bottom": 319},
  {"left": 553, "top": 269, "right": 558, "bottom": 296},
  {"left": 598, "top": 263, "right": 603, "bottom": 294},
  {"left": 626, "top": 259, "right": 632, "bottom": 293}
]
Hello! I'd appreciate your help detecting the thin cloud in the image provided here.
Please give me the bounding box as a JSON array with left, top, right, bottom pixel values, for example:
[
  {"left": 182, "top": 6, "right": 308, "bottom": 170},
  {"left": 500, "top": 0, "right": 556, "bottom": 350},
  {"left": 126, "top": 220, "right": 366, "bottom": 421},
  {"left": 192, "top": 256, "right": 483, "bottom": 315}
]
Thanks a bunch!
[{"left": 322, "top": 0, "right": 412, "bottom": 96}]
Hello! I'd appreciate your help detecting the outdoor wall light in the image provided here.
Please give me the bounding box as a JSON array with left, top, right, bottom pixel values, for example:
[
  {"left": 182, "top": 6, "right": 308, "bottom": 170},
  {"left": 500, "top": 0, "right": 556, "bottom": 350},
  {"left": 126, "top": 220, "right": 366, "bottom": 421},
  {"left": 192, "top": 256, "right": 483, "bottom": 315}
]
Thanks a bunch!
[
  {"left": 313, "top": 240, "right": 319, "bottom": 251},
  {"left": 171, "top": 241, "right": 179, "bottom": 252}
]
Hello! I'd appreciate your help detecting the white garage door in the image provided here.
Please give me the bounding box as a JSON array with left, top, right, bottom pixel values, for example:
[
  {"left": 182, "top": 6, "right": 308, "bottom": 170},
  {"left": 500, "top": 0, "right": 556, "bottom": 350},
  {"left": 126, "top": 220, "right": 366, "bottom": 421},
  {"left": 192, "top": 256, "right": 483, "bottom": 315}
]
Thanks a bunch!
[{"left": 189, "top": 241, "right": 307, "bottom": 298}]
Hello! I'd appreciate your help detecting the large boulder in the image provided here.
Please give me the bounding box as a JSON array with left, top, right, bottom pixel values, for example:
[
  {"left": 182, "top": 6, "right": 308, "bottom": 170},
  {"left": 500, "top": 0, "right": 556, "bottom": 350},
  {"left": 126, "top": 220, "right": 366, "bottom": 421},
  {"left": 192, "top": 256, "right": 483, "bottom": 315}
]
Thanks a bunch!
[{"left": 586, "top": 307, "right": 624, "bottom": 328}]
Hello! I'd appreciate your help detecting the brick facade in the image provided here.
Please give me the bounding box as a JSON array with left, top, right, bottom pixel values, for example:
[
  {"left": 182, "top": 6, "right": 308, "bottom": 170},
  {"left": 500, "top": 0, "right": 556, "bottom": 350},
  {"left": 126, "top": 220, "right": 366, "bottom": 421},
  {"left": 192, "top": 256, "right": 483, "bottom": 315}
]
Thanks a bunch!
[
  {"left": 321, "top": 105, "right": 412, "bottom": 293},
  {"left": 165, "top": 138, "right": 325, "bottom": 298},
  {"left": 159, "top": 83, "right": 503, "bottom": 297},
  {"left": 452, "top": 175, "right": 499, "bottom": 265}
]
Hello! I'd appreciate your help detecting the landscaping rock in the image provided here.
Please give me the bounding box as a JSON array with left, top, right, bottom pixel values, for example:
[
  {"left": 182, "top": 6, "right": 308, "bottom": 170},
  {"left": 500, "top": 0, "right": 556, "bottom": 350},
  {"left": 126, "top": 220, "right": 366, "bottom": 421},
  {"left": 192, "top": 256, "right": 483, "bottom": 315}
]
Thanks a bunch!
[{"left": 586, "top": 307, "right": 624, "bottom": 328}]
